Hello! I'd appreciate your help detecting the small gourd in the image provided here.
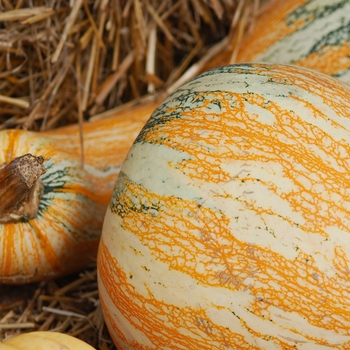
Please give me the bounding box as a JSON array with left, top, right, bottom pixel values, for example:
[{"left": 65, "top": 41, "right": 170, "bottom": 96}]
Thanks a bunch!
[
  {"left": 0, "top": 100, "right": 156, "bottom": 284},
  {"left": 98, "top": 63, "right": 350, "bottom": 349},
  {"left": 0, "top": 331, "right": 95, "bottom": 350}
]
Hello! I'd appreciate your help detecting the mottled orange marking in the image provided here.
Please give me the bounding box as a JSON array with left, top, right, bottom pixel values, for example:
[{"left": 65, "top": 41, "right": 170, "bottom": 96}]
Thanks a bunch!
[
  {"left": 234, "top": 0, "right": 350, "bottom": 83},
  {"left": 3, "top": 130, "right": 21, "bottom": 162},
  {"left": 43, "top": 196, "right": 104, "bottom": 241},
  {"left": 142, "top": 66, "right": 350, "bottom": 239},
  {"left": 236, "top": 0, "right": 308, "bottom": 62},
  {"left": 296, "top": 43, "right": 350, "bottom": 76},
  {"left": 201, "top": 0, "right": 308, "bottom": 69},
  {"left": 0, "top": 212, "right": 99, "bottom": 281},
  {"left": 26, "top": 219, "right": 59, "bottom": 270},
  {"left": 99, "top": 239, "right": 297, "bottom": 349},
  {"left": 56, "top": 183, "right": 110, "bottom": 205},
  {"left": 1, "top": 223, "right": 18, "bottom": 275},
  {"left": 113, "top": 176, "right": 350, "bottom": 338}
]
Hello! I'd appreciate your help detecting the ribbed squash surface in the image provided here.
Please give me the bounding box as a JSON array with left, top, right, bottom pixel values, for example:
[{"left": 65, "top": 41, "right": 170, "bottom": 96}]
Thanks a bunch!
[
  {"left": 0, "top": 105, "right": 152, "bottom": 283},
  {"left": 236, "top": 0, "right": 350, "bottom": 84},
  {"left": 98, "top": 64, "right": 350, "bottom": 349}
]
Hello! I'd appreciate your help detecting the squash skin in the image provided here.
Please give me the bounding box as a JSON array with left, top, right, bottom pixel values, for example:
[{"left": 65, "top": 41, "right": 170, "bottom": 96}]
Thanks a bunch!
[
  {"left": 98, "top": 63, "right": 350, "bottom": 349},
  {"left": 236, "top": 0, "right": 350, "bottom": 84},
  {"left": 1, "top": 331, "right": 96, "bottom": 349},
  {"left": 207, "top": 0, "right": 350, "bottom": 84},
  {"left": 0, "top": 100, "right": 156, "bottom": 284}
]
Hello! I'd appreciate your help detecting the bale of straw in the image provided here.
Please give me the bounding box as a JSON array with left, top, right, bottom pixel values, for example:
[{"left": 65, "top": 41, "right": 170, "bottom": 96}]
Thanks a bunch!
[{"left": 0, "top": 0, "right": 264, "bottom": 131}]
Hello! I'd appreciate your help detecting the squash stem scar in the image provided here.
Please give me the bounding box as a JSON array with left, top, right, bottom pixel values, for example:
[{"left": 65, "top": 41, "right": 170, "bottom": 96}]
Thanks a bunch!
[{"left": 0, "top": 153, "right": 46, "bottom": 223}]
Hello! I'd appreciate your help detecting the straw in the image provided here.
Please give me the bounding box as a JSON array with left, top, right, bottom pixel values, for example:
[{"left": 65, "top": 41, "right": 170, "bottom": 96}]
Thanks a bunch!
[{"left": 0, "top": 0, "right": 263, "bottom": 131}]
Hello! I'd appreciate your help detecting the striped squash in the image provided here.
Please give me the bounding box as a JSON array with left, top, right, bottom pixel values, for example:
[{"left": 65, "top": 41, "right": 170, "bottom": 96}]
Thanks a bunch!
[
  {"left": 235, "top": 0, "right": 350, "bottom": 84},
  {"left": 0, "top": 100, "right": 156, "bottom": 284},
  {"left": 98, "top": 63, "right": 350, "bottom": 349}
]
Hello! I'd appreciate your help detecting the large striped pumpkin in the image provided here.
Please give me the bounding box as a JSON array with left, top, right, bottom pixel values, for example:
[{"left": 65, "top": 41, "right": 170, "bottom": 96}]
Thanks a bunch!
[
  {"left": 235, "top": 0, "right": 350, "bottom": 83},
  {"left": 98, "top": 63, "right": 350, "bottom": 349},
  {"left": 0, "top": 100, "right": 156, "bottom": 284}
]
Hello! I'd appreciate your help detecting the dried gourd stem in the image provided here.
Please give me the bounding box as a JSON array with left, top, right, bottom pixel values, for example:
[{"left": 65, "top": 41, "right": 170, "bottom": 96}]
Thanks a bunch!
[{"left": 0, "top": 154, "right": 46, "bottom": 223}]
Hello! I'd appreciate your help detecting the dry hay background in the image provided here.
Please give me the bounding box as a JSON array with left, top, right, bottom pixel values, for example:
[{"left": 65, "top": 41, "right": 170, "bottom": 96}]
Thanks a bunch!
[
  {"left": 0, "top": 0, "right": 265, "bottom": 348},
  {"left": 0, "top": 0, "right": 263, "bottom": 131}
]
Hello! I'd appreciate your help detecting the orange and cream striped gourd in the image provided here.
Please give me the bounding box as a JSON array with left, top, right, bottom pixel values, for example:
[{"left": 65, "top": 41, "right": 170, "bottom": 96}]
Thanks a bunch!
[
  {"left": 98, "top": 63, "right": 350, "bottom": 349},
  {"left": 0, "top": 100, "right": 157, "bottom": 284},
  {"left": 235, "top": 0, "right": 350, "bottom": 84}
]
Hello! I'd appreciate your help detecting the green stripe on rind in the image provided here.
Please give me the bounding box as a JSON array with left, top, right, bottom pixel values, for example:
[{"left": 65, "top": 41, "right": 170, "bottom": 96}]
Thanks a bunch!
[{"left": 252, "top": 0, "right": 350, "bottom": 82}]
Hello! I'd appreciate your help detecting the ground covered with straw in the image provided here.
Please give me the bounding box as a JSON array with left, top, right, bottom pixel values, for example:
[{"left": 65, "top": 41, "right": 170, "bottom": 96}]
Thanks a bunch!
[
  {"left": 0, "top": 266, "right": 114, "bottom": 348},
  {"left": 0, "top": 0, "right": 265, "bottom": 348}
]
